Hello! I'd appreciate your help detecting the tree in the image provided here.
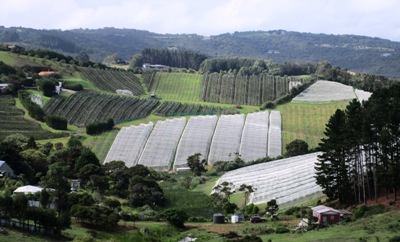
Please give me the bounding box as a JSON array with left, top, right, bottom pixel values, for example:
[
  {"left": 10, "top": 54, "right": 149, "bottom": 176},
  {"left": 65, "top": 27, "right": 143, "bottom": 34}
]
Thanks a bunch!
[
  {"left": 187, "top": 153, "right": 207, "bottom": 176},
  {"left": 128, "top": 176, "right": 165, "bottom": 208},
  {"left": 266, "top": 199, "right": 279, "bottom": 220},
  {"left": 41, "top": 163, "right": 70, "bottom": 215},
  {"left": 37, "top": 78, "right": 56, "bottom": 97},
  {"left": 238, "top": 184, "right": 255, "bottom": 208},
  {"left": 161, "top": 208, "right": 188, "bottom": 228},
  {"left": 285, "top": 139, "right": 309, "bottom": 157},
  {"left": 315, "top": 109, "right": 352, "bottom": 204}
]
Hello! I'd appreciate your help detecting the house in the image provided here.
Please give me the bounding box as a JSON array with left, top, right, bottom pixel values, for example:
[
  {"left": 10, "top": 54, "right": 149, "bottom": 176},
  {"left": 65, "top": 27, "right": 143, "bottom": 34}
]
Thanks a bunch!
[
  {"left": 0, "top": 161, "right": 14, "bottom": 178},
  {"left": 142, "top": 63, "right": 169, "bottom": 72},
  {"left": 312, "top": 205, "right": 341, "bottom": 224}
]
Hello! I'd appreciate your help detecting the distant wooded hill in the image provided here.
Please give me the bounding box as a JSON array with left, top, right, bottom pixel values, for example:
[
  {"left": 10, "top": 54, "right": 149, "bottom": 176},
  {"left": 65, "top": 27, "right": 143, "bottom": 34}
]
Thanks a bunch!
[{"left": 1, "top": 27, "right": 399, "bottom": 77}]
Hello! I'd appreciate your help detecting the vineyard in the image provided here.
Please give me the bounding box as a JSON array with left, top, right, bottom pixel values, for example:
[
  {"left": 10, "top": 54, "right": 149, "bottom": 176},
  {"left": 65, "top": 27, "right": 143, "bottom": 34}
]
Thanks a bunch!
[
  {"left": 153, "top": 101, "right": 238, "bottom": 117},
  {"left": 141, "top": 71, "right": 202, "bottom": 101},
  {"left": 105, "top": 111, "right": 282, "bottom": 170},
  {"left": 43, "top": 92, "right": 159, "bottom": 127},
  {"left": 200, "top": 73, "right": 308, "bottom": 105},
  {"left": 216, "top": 152, "right": 323, "bottom": 206},
  {"left": 78, "top": 67, "right": 145, "bottom": 96},
  {"left": 0, "top": 95, "right": 66, "bottom": 140}
]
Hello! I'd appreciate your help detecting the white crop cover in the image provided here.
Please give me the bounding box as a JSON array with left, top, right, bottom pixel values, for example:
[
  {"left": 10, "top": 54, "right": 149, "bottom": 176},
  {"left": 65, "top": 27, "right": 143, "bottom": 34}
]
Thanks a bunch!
[
  {"left": 239, "top": 111, "right": 269, "bottom": 162},
  {"left": 268, "top": 111, "right": 282, "bottom": 158},
  {"left": 138, "top": 118, "right": 186, "bottom": 170},
  {"left": 215, "top": 152, "right": 323, "bottom": 206},
  {"left": 104, "top": 122, "right": 154, "bottom": 167},
  {"left": 174, "top": 115, "right": 218, "bottom": 169},
  {"left": 208, "top": 114, "right": 245, "bottom": 165}
]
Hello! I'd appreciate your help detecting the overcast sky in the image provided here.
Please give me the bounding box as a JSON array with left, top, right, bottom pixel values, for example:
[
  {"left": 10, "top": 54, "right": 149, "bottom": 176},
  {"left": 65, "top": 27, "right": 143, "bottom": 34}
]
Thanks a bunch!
[{"left": 1, "top": 0, "right": 400, "bottom": 41}]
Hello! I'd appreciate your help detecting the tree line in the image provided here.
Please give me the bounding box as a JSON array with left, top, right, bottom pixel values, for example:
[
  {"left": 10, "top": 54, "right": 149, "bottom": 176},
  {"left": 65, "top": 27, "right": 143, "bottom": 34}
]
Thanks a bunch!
[
  {"left": 316, "top": 82, "right": 400, "bottom": 206},
  {"left": 130, "top": 48, "right": 207, "bottom": 70}
]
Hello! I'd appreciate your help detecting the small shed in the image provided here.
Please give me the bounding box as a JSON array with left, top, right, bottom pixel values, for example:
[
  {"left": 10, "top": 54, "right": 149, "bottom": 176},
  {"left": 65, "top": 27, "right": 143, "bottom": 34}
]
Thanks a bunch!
[
  {"left": 312, "top": 205, "right": 341, "bottom": 224},
  {"left": 213, "top": 213, "right": 225, "bottom": 224},
  {"left": 0, "top": 160, "right": 14, "bottom": 178}
]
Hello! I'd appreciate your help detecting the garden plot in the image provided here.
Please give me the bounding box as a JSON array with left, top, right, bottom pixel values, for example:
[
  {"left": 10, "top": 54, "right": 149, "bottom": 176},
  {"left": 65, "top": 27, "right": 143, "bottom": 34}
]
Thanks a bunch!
[
  {"left": 104, "top": 123, "right": 153, "bottom": 167},
  {"left": 138, "top": 118, "right": 186, "bottom": 170},
  {"left": 173, "top": 115, "right": 218, "bottom": 169},
  {"left": 268, "top": 111, "right": 282, "bottom": 158},
  {"left": 292, "top": 80, "right": 371, "bottom": 103},
  {"left": 239, "top": 111, "right": 269, "bottom": 162},
  {"left": 208, "top": 114, "right": 245, "bottom": 165},
  {"left": 215, "top": 152, "right": 323, "bottom": 206}
]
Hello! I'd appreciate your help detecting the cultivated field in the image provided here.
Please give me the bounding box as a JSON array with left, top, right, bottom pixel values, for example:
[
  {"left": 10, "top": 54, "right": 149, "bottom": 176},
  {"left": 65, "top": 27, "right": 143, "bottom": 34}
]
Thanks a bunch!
[
  {"left": 292, "top": 80, "right": 371, "bottom": 103},
  {"left": 215, "top": 152, "right": 323, "bottom": 206},
  {"left": 105, "top": 111, "right": 282, "bottom": 170}
]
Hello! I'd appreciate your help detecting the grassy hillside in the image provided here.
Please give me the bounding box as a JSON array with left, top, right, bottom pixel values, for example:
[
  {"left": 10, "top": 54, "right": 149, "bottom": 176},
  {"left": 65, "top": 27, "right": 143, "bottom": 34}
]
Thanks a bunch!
[{"left": 278, "top": 101, "right": 349, "bottom": 149}]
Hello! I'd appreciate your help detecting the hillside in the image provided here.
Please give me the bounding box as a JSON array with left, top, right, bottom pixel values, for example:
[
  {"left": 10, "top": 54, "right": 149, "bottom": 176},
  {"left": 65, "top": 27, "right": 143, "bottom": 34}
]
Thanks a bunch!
[{"left": 1, "top": 27, "right": 400, "bottom": 77}]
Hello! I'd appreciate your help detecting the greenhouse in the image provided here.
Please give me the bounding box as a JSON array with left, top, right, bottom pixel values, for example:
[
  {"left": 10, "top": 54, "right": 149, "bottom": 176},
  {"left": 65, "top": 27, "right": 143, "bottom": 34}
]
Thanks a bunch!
[
  {"left": 268, "top": 110, "right": 282, "bottom": 157},
  {"left": 173, "top": 115, "right": 218, "bottom": 169},
  {"left": 215, "top": 152, "right": 322, "bottom": 206},
  {"left": 239, "top": 111, "right": 269, "bottom": 162},
  {"left": 208, "top": 114, "right": 245, "bottom": 165},
  {"left": 138, "top": 118, "right": 186, "bottom": 170},
  {"left": 104, "top": 122, "right": 154, "bottom": 167}
]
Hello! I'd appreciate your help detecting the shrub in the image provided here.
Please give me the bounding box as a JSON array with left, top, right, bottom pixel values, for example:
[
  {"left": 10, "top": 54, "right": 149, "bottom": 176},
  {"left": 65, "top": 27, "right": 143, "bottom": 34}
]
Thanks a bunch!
[
  {"left": 260, "top": 101, "right": 275, "bottom": 110},
  {"left": 46, "top": 115, "right": 68, "bottom": 130},
  {"left": 86, "top": 118, "right": 114, "bottom": 135},
  {"left": 275, "top": 226, "right": 290, "bottom": 234},
  {"left": 160, "top": 208, "right": 188, "bottom": 228},
  {"left": 63, "top": 83, "right": 83, "bottom": 91},
  {"left": 389, "top": 235, "right": 400, "bottom": 242}
]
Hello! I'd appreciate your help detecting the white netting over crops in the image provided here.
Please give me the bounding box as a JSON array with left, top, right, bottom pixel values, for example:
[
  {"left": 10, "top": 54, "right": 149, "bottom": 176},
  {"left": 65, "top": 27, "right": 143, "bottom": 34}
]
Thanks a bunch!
[
  {"left": 239, "top": 111, "right": 269, "bottom": 162},
  {"left": 354, "top": 89, "right": 372, "bottom": 102},
  {"left": 208, "top": 114, "right": 245, "bottom": 165},
  {"left": 215, "top": 152, "right": 323, "bottom": 206},
  {"left": 173, "top": 115, "right": 218, "bottom": 169},
  {"left": 268, "top": 111, "right": 282, "bottom": 157},
  {"left": 138, "top": 118, "right": 186, "bottom": 170},
  {"left": 104, "top": 122, "right": 154, "bottom": 167},
  {"left": 292, "top": 80, "right": 356, "bottom": 102}
]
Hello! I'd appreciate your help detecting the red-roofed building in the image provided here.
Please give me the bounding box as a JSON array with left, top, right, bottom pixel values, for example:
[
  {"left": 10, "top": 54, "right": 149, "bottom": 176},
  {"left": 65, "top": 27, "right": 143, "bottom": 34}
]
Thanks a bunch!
[
  {"left": 38, "top": 71, "right": 55, "bottom": 76},
  {"left": 312, "top": 205, "right": 343, "bottom": 224}
]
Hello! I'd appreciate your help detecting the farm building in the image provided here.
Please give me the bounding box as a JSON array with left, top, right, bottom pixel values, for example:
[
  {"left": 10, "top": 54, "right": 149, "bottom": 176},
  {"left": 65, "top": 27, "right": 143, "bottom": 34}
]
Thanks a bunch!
[
  {"left": 0, "top": 160, "right": 14, "bottom": 178},
  {"left": 38, "top": 71, "right": 55, "bottom": 76},
  {"left": 312, "top": 205, "right": 351, "bottom": 224},
  {"left": 0, "top": 84, "right": 9, "bottom": 93}
]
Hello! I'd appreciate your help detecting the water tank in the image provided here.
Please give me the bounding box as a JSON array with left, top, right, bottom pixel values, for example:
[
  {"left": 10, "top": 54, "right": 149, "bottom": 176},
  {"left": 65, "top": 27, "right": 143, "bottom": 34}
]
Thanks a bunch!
[
  {"left": 231, "top": 214, "right": 239, "bottom": 223},
  {"left": 213, "top": 213, "right": 225, "bottom": 224}
]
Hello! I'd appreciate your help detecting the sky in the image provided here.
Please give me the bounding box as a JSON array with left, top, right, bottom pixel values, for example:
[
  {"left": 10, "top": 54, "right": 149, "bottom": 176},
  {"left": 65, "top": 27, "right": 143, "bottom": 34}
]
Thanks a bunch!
[{"left": 1, "top": 0, "right": 400, "bottom": 41}]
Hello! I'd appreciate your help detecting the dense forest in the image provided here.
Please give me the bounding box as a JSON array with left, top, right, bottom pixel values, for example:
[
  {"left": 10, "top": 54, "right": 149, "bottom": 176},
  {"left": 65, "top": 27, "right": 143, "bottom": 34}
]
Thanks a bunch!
[
  {"left": 1, "top": 27, "right": 400, "bottom": 77},
  {"left": 316, "top": 83, "right": 400, "bottom": 205}
]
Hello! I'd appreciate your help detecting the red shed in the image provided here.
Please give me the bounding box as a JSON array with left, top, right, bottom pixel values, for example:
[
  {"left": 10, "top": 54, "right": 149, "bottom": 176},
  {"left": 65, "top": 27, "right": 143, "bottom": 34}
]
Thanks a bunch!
[{"left": 312, "top": 205, "right": 341, "bottom": 224}]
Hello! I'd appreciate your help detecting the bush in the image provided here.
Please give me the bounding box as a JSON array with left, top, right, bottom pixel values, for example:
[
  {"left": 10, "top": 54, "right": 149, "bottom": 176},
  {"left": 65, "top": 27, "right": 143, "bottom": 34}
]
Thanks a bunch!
[
  {"left": 275, "top": 226, "right": 290, "bottom": 234},
  {"left": 260, "top": 101, "right": 275, "bottom": 110},
  {"left": 160, "top": 208, "right": 188, "bottom": 228},
  {"left": 86, "top": 118, "right": 114, "bottom": 135},
  {"left": 18, "top": 90, "right": 45, "bottom": 121},
  {"left": 63, "top": 83, "right": 83, "bottom": 91},
  {"left": 46, "top": 115, "right": 68, "bottom": 130},
  {"left": 389, "top": 235, "right": 400, "bottom": 242}
]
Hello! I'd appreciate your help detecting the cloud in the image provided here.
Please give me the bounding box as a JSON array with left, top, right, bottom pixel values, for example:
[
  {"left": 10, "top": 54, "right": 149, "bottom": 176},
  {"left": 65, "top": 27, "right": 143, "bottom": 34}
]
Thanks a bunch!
[{"left": 1, "top": 0, "right": 400, "bottom": 41}]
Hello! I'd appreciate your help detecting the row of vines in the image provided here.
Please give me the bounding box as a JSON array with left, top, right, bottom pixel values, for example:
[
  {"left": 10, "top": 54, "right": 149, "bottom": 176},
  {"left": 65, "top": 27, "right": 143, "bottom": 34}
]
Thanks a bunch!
[
  {"left": 78, "top": 67, "right": 145, "bottom": 96},
  {"left": 43, "top": 92, "right": 159, "bottom": 127},
  {"left": 153, "top": 101, "right": 238, "bottom": 117},
  {"left": 0, "top": 95, "right": 66, "bottom": 140},
  {"left": 200, "top": 73, "right": 307, "bottom": 105}
]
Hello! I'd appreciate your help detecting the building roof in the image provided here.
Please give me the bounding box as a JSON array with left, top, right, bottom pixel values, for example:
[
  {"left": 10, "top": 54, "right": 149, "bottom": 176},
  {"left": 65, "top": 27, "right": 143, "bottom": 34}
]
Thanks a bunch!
[
  {"left": 312, "top": 205, "right": 351, "bottom": 215},
  {"left": 0, "top": 161, "right": 5, "bottom": 167},
  {"left": 38, "top": 71, "right": 55, "bottom": 76},
  {"left": 14, "top": 185, "right": 43, "bottom": 194}
]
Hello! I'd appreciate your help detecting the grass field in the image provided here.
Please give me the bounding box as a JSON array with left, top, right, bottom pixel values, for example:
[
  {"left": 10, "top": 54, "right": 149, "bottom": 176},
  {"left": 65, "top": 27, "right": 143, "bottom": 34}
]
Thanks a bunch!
[
  {"left": 143, "top": 72, "right": 202, "bottom": 102},
  {"left": 278, "top": 101, "right": 349, "bottom": 150},
  {"left": 85, "top": 129, "right": 120, "bottom": 163}
]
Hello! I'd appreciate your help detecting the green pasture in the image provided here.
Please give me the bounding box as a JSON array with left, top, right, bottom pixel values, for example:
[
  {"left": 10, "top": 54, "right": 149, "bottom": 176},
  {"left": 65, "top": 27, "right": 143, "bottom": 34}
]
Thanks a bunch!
[
  {"left": 278, "top": 101, "right": 349, "bottom": 150},
  {"left": 146, "top": 72, "right": 202, "bottom": 102}
]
